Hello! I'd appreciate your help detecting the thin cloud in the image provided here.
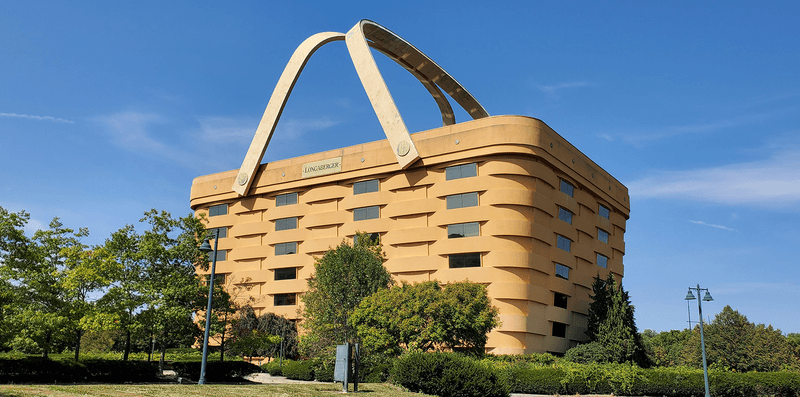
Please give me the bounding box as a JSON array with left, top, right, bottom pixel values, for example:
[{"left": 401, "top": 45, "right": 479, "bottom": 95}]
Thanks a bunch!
[
  {"left": 1, "top": 112, "right": 75, "bottom": 124},
  {"left": 198, "top": 116, "right": 256, "bottom": 143},
  {"left": 274, "top": 117, "right": 339, "bottom": 141},
  {"left": 689, "top": 220, "right": 736, "bottom": 231},
  {"left": 533, "top": 81, "right": 593, "bottom": 94},
  {"left": 628, "top": 148, "right": 800, "bottom": 207}
]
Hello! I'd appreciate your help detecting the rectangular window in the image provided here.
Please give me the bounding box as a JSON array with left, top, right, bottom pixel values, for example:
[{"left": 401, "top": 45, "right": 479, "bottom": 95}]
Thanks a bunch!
[
  {"left": 446, "top": 192, "right": 479, "bottom": 209},
  {"left": 276, "top": 192, "right": 298, "bottom": 207},
  {"left": 205, "top": 274, "right": 225, "bottom": 285},
  {"left": 354, "top": 206, "right": 380, "bottom": 221},
  {"left": 275, "top": 217, "right": 298, "bottom": 231},
  {"left": 275, "top": 242, "right": 297, "bottom": 256},
  {"left": 554, "top": 292, "right": 568, "bottom": 309},
  {"left": 552, "top": 322, "right": 567, "bottom": 338},
  {"left": 210, "top": 250, "right": 227, "bottom": 262},
  {"left": 597, "top": 253, "right": 608, "bottom": 268},
  {"left": 556, "top": 235, "right": 571, "bottom": 252},
  {"left": 353, "top": 179, "right": 379, "bottom": 195},
  {"left": 274, "top": 267, "right": 297, "bottom": 281},
  {"left": 208, "top": 227, "right": 227, "bottom": 239},
  {"left": 445, "top": 163, "right": 477, "bottom": 180},
  {"left": 447, "top": 222, "right": 480, "bottom": 238},
  {"left": 354, "top": 233, "right": 379, "bottom": 245},
  {"left": 209, "top": 204, "right": 228, "bottom": 217},
  {"left": 274, "top": 293, "right": 297, "bottom": 306},
  {"left": 555, "top": 263, "right": 570, "bottom": 280},
  {"left": 560, "top": 180, "right": 574, "bottom": 197},
  {"left": 449, "top": 253, "right": 481, "bottom": 268},
  {"left": 598, "top": 229, "right": 609, "bottom": 244},
  {"left": 558, "top": 207, "right": 573, "bottom": 224},
  {"left": 599, "top": 204, "right": 610, "bottom": 219}
]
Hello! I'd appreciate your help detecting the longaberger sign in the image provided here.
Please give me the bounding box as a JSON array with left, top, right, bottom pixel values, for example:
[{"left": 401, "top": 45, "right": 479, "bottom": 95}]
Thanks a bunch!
[{"left": 302, "top": 157, "right": 342, "bottom": 178}]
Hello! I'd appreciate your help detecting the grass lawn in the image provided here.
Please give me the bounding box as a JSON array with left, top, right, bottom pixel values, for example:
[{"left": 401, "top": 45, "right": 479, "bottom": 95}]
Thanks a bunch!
[{"left": 0, "top": 383, "right": 430, "bottom": 397}]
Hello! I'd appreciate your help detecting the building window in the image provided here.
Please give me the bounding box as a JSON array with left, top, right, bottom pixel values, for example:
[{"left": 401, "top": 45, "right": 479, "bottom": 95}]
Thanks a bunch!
[
  {"left": 209, "top": 250, "right": 227, "bottom": 262},
  {"left": 599, "top": 204, "right": 610, "bottom": 219},
  {"left": 597, "top": 253, "right": 608, "bottom": 268},
  {"left": 275, "top": 217, "right": 298, "bottom": 231},
  {"left": 354, "top": 206, "right": 380, "bottom": 221},
  {"left": 555, "top": 263, "right": 570, "bottom": 280},
  {"left": 208, "top": 227, "right": 227, "bottom": 239},
  {"left": 274, "top": 293, "right": 297, "bottom": 306},
  {"left": 354, "top": 233, "right": 379, "bottom": 245},
  {"left": 556, "top": 235, "right": 571, "bottom": 252},
  {"left": 445, "top": 163, "right": 477, "bottom": 180},
  {"left": 274, "top": 267, "right": 297, "bottom": 281},
  {"left": 275, "top": 242, "right": 297, "bottom": 256},
  {"left": 598, "top": 229, "right": 609, "bottom": 244},
  {"left": 447, "top": 222, "right": 480, "bottom": 238},
  {"left": 446, "top": 192, "right": 479, "bottom": 209},
  {"left": 205, "top": 273, "right": 225, "bottom": 285},
  {"left": 560, "top": 180, "right": 574, "bottom": 197},
  {"left": 276, "top": 192, "right": 298, "bottom": 207},
  {"left": 552, "top": 322, "right": 567, "bottom": 338},
  {"left": 354, "top": 179, "right": 379, "bottom": 195},
  {"left": 554, "top": 292, "right": 568, "bottom": 309},
  {"left": 209, "top": 204, "right": 228, "bottom": 217},
  {"left": 558, "top": 207, "right": 573, "bottom": 224},
  {"left": 449, "top": 253, "right": 480, "bottom": 268}
]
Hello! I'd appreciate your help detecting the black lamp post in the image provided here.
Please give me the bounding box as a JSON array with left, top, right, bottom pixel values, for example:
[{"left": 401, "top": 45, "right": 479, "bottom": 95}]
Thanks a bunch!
[
  {"left": 197, "top": 228, "right": 220, "bottom": 385},
  {"left": 686, "top": 284, "right": 714, "bottom": 397}
]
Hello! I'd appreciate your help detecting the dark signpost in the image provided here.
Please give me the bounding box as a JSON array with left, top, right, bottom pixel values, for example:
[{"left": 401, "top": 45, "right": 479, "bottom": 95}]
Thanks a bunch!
[{"left": 333, "top": 343, "right": 359, "bottom": 392}]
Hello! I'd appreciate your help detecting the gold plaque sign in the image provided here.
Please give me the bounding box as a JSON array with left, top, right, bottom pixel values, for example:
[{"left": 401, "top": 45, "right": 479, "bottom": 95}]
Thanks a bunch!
[{"left": 302, "top": 157, "right": 342, "bottom": 178}]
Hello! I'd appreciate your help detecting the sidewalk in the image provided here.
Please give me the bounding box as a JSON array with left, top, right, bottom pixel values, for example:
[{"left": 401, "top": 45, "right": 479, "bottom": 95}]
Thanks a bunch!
[{"left": 244, "top": 372, "right": 328, "bottom": 384}]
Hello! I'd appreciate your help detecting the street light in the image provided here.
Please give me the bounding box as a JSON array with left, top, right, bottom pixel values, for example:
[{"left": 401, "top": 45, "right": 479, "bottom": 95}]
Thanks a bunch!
[
  {"left": 198, "top": 228, "right": 220, "bottom": 385},
  {"left": 686, "top": 284, "right": 714, "bottom": 397}
]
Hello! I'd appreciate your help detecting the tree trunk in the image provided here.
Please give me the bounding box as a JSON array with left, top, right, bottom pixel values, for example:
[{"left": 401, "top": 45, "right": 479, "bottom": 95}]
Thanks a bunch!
[
  {"left": 42, "top": 331, "right": 51, "bottom": 358},
  {"left": 123, "top": 329, "right": 131, "bottom": 361},
  {"left": 74, "top": 328, "right": 82, "bottom": 361},
  {"left": 158, "top": 341, "right": 167, "bottom": 374},
  {"left": 220, "top": 311, "right": 227, "bottom": 362}
]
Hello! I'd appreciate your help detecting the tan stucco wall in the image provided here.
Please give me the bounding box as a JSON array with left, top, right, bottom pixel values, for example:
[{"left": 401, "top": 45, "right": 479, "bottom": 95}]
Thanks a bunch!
[{"left": 190, "top": 115, "right": 629, "bottom": 355}]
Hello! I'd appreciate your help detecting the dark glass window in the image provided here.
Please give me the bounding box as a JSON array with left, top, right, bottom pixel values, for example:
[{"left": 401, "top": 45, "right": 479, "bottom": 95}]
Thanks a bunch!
[
  {"left": 210, "top": 250, "right": 226, "bottom": 262},
  {"left": 552, "top": 322, "right": 567, "bottom": 338},
  {"left": 555, "top": 263, "right": 570, "bottom": 280},
  {"left": 354, "top": 233, "right": 379, "bottom": 245},
  {"left": 554, "top": 292, "right": 568, "bottom": 309},
  {"left": 354, "top": 206, "right": 380, "bottom": 221},
  {"left": 275, "top": 242, "right": 297, "bottom": 256},
  {"left": 208, "top": 227, "right": 227, "bottom": 239},
  {"left": 597, "top": 253, "right": 608, "bottom": 268},
  {"left": 599, "top": 204, "right": 610, "bottom": 219},
  {"left": 274, "top": 267, "right": 297, "bottom": 281},
  {"left": 209, "top": 204, "right": 228, "bottom": 217},
  {"left": 276, "top": 192, "right": 298, "bottom": 207},
  {"left": 205, "top": 273, "right": 226, "bottom": 285},
  {"left": 445, "top": 163, "right": 477, "bottom": 180},
  {"left": 556, "top": 235, "right": 571, "bottom": 252},
  {"left": 598, "top": 229, "right": 609, "bottom": 244},
  {"left": 449, "top": 253, "right": 481, "bottom": 268},
  {"left": 275, "top": 217, "right": 297, "bottom": 231},
  {"left": 558, "top": 207, "right": 572, "bottom": 224},
  {"left": 354, "top": 179, "right": 379, "bottom": 195},
  {"left": 560, "top": 180, "right": 574, "bottom": 197},
  {"left": 447, "top": 222, "right": 480, "bottom": 238},
  {"left": 274, "top": 293, "right": 297, "bottom": 306},
  {"left": 446, "top": 192, "right": 479, "bottom": 209}
]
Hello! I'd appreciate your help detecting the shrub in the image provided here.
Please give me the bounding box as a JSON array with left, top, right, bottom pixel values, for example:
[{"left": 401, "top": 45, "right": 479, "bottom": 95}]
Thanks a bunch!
[
  {"left": 81, "top": 359, "right": 159, "bottom": 383},
  {"left": 172, "top": 360, "right": 260, "bottom": 382},
  {"left": 564, "top": 342, "right": 611, "bottom": 364},
  {"left": 0, "top": 358, "right": 158, "bottom": 384},
  {"left": 261, "top": 360, "right": 284, "bottom": 376},
  {"left": 391, "top": 352, "right": 509, "bottom": 397},
  {"left": 281, "top": 359, "right": 316, "bottom": 381}
]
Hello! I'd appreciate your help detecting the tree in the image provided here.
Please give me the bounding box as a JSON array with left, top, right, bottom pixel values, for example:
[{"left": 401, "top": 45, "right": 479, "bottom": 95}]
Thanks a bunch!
[
  {"left": 683, "top": 305, "right": 798, "bottom": 372},
  {"left": 641, "top": 328, "right": 692, "bottom": 367},
  {"left": 227, "top": 305, "right": 283, "bottom": 361},
  {"left": 300, "top": 232, "right": 393, "bottom": 356},
  {"left": 584, "top": 273, "right": 647, "bottom": 366},
  {"left": 350, "top": 280, "right": 500, "bottom": 356}
]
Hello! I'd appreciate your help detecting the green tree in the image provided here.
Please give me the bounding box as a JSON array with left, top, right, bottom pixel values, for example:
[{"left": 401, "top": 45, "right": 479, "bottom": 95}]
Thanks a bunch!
[
  {"left": 641, "top": 328, "right": 692, "bottom": 367},
  {"left": 788, "top": 333, "right": 800, "bottom": 362},
  {"left": 350, "top": 280, "right": 499, "bottom": 356},
  {"left": 227, "top": 305, "right": 283, "bottom": 361},
  {"left": 584, "top": 273, "right": 647, "bottom": 366},
  {"left": 300, "top": 232, "right": 393, "bottom": 356}
]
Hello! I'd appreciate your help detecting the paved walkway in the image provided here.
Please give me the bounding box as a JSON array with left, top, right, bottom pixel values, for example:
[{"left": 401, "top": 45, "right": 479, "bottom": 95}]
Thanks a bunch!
[{"left": 244, "top": 372, "right": 327, "bottom": 384}]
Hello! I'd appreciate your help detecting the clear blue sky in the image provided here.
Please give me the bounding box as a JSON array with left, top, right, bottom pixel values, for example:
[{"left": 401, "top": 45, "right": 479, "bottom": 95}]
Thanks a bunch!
[{"left": 2, "top": 1, "right": 799, "bottom": 334}]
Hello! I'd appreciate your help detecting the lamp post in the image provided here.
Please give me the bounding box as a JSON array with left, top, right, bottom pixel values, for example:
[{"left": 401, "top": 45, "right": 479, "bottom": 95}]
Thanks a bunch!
[
  {"left": 685, "top": 284, "right": 714, "bottom": 397},
  {"left": 198, "top": 228, "right": 220, "bottom": 385}
]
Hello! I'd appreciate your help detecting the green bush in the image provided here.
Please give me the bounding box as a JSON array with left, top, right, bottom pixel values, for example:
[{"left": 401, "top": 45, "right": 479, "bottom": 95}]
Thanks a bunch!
[
  {"left": 0, "top": 358, "right": 158, "bottom": 383},
  {"left": 313, "top": 357, "right": 335, "bottom": 382},
  {"left": 171, "top": 360, "right": 260, "bottom": 382},
  {"left": 503, "top": 364, "right": 564, "bottom": 395},
  {"left": 261, "top": 360, "right": 284, "bottom": 376},
  {"left": 390, "top": 352, "right": 509, "bottom": 397},
  {"left": 81, "top": 359, "right": 159, "bottom": 383},
  {"left": 281, "top": 359, "right": 316, "bottom": 381},
  {"left": 564, "top": 341, "right": 611, "bottom": 364},
  {"left": 483, "top": 353, "right": 557, "bottom": 366}
]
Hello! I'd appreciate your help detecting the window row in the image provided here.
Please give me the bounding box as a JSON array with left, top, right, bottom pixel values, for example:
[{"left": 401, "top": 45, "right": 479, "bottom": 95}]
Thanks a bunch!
[{"left": 559, "top": 180, "right": 613, "bottom": 220}]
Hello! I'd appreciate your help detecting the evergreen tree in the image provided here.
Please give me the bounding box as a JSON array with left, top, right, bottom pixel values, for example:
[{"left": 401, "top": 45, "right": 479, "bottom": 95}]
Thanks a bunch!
[{"left": 584, "top": 273, "right": 647, "bottom": 365}]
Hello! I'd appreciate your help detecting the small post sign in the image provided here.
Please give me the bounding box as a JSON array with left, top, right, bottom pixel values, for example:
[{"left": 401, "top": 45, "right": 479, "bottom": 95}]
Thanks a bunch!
[{"left": 333, "top": 343, "right": 359, "bottom": 393}]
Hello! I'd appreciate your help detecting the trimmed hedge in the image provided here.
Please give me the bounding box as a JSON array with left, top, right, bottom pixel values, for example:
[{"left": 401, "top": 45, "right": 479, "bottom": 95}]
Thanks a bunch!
[
  {"left": 281, "top": 359, "right": 316, "bottom": 381},
  {"left": 0, "top": 358, "right": 159, "bottom": 383},
  {"left": 172, "top": 360, "right": 261, "bottom": 382},
  {"left": 391, "top": 352, "right": 509, "bottom": 397}
]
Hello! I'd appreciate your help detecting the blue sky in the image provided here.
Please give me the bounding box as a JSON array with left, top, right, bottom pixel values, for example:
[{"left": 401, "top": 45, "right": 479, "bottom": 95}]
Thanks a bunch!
[{"left": 2, "top": 1, "right": 799, "bottom": 334}]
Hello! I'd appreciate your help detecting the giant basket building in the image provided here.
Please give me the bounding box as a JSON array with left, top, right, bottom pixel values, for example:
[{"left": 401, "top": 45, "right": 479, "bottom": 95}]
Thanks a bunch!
[{"left": 189, "top": 20, "right": 629, "bottom": 355}]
